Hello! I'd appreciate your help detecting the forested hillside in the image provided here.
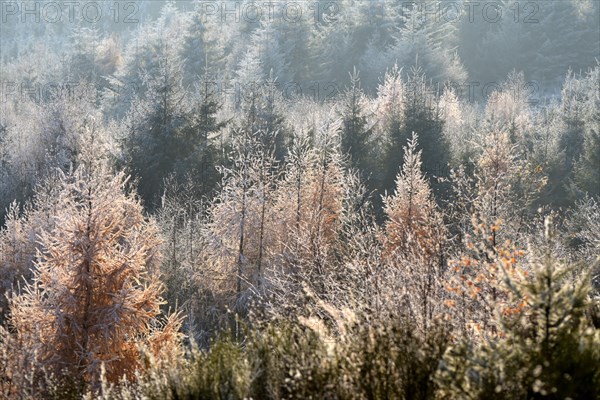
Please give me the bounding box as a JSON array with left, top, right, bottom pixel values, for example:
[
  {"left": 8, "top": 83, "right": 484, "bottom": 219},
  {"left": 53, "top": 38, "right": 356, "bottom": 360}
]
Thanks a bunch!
[{"left": 0, "top": 1, "right": 599, "bottom": 398}]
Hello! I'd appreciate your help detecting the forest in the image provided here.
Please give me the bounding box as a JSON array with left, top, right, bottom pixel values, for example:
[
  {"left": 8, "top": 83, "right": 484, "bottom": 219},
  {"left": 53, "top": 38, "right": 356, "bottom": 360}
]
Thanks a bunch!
[{"left": 0, "top": 0, "right": 599, "bottom": 398}]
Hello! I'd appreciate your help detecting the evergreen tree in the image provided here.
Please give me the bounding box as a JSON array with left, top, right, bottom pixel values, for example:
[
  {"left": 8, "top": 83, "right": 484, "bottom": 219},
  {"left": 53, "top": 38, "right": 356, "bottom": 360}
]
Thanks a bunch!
[
  {"left": 383, "top": 67, "right": 448, "bottom": 199},
  {"left": 122, "top": 36, "right": 218, "bottom": 207},
  {"left": 440, "top": 219, "right": 600, "bottom": 399},
  {"left": 251, "top": 21, "right": 291, "bottom": 86},
  {"left": 573, "top": 107, "right": 600, "bottom": 198},
  {"left": 386, "top": 0, "right": 467, "bottom": 84},
  {"left": 531, "top": 0, "right": 600, "bottom": 85},
  {"left": 66, "top": 24, "right": 102, "bottom": 84},
  {"left": 123, "top": 63, "right": 185, "bottom": 206},
  {"left": 180, "top": 7, "right": 208, "bottom": 87},
  {"left": 572, "top": 67, "right": 600, "bottom": 198},
  {"left": 555, "top": 70, "right": 592, "bottom": 206},
  {"left": 338, "top": 70, "right": 376, "bottom": 187},
  {"left": 236, "top": 73, "right": 289, "bottom": 162},
  {"left": 103, "top": 1, "right": 186, "bottom": 120},
  {"left": 175, "top": 72, "right": 228, "bottom": 198},
  {"left": 310, "top": 3, "right": 356, "bottom": 83}
]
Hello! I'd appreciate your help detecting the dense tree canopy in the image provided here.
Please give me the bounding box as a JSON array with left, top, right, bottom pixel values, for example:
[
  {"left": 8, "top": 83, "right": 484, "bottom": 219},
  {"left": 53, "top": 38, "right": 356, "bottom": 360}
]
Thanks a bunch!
[{"left": 0, "top": 1, "right": 598, "bottom": 398}]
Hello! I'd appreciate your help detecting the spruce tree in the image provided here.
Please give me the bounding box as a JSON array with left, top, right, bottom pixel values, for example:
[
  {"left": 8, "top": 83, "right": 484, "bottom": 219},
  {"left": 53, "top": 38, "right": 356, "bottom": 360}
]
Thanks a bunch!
[
  {"left": 440, "top": 219, "right": 600, "bottom": 399},
  {"left": 383, "top": 67, "right": 448, "bottom": 199},
  {"left": 338, "top": 70, "right": 376, "bottom": 187},
  {"left": 573, "top": 97, "right": 600, "bottom": 198}
]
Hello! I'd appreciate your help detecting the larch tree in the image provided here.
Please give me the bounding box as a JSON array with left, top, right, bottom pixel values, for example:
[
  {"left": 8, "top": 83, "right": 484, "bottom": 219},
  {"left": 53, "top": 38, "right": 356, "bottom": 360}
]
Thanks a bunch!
[
  {"left": 8, "top": 165, "right": 180, "bottom": 390},
  {"left": 265, "top": 128, "right": 348, "bottom": 318},
  {"left": 0, "top": 174, "right": 63, "bottom": 325},
  {"left": 274, "top": 135, "right": 345, "bottom": 271},
  {"left": 204, "top": 128, "right": 280, "bottom": 323},
  {"left": 382, "top": 133, "right": 447, "bottom": 329},
  {"left": 444, "top": 122, "right": 544, "bottom": 335},
  {"left": 440, "top": 218, "right": 600, "bottom": 399},
  {"left": 475, "top": 122, "right": 545, "bottom": 246}
]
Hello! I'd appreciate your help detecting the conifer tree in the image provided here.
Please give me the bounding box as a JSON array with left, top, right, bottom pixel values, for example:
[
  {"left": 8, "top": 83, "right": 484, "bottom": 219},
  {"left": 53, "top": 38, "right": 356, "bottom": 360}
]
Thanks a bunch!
[
  {"left": 8, "top": 166, "right": 180, "bottom": 389},
  {"left": 181, "top": 7, "right": 208, "bottom": 87},
  {"left": 383, "top": 133, "right": 440, "bottom": 254},
  {"left": 204, "top": 128, "right": 279, "bottom": 319},
  {"left": 338, "top": 70, "right": 376, "bottom": 186},
  {"left": 386, "top": 0, "right": 466, "bottom": 84},
  {"left": 265, "top": 129, "right": 348, "bottom": 317},
  {"left": 440, "top": 218, "right": 600, "bottom": 399},
  {"left": 573, "top": 95, "right": 600, "bottom": 198},
  {"left": 175, "top": 72, "right": 228, "bottom": 198},
  {"left": 383, "top": 67, "right": 448, "bottom": 198},
  {"left": 0, "top": 170, "right": 75, "bottom": 324},
  {"left": 382, "top": 133, "right": 446, "bottom": 328}
]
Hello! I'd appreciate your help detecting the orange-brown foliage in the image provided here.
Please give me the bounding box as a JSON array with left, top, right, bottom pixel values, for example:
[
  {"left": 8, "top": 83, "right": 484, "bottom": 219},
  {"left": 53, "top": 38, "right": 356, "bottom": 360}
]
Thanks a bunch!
[{"left": 8, "top": 166, "right": 180, "bottom": 388}]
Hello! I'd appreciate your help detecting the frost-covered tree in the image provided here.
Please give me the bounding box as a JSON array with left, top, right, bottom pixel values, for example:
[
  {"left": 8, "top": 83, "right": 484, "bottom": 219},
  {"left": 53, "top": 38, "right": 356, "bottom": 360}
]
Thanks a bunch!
[
  {"left": 484, "top": 71, "right": 534, "bottom": 144},
  {"left": 385, "top": 0, "right": 466, "bottom": 84},
  {"left": 0, "top": 85, "right": 114, "bottom": 222},
  {"left": 8, "top": 166, "right": 180, "bottom": 389},
  {"left": 573, "top": 109, "right": 600, "bottom": 199},
  {"left": 572, "top": 67, "right": 600, "bottom": 198},
  {"left": 383, "top": 133, "right": 444, "bottom": 256},
  {"left": 204, "top": 128, "right": 280, "bottom": 321},
  {"left": 251, "top": 21, "right": 291, "bottom": 85},
  {"left": 180, "top": 6, "right": 208, "bottom": 86},
  {"left": 104, "top": 1, "right": 187, "bottom": 119},
  {"left": 236, "top": 74, "right": 289, "bottom": 161},
  {"left": 383, "top": 67, "right": 448, "bottom": 198},
  {"left": 266, "top": 136, "right": 350, "bottom": 318},
  {"left": 547, "top": 68, "right": 598, "bottom": 206},
  {"left": 338, "top": 70, "right": 377, "bottom": 186},
  {"left": 156, "top": 177, "right": 212, "bottom": 341},
  {"left": 441, "top": 219, "right": 600, "bottom": 399},
  {"left": 0, "top": 172, "right": 64, "bottom": 325},
  {"left": 566, "top": 197, "right": 600, "bottom": 281},
  {"left": 121, "top": 41, "right": 190, "bottom": 206},
  {"left": 382, "top": 133, "right": 447, "bottom": 328},
  {"left": 531, "top": 0, "right": 600, "bottom": 85},
  {"left": 174, "top": 73, "right": 228, "bottom": 198},
  {"left": 309, "top": 3, "right": 356, "bottom": 84}
]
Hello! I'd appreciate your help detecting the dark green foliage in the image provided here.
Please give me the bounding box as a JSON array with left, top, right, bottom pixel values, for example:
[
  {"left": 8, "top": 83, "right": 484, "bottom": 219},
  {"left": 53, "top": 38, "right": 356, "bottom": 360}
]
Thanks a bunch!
[
  {"left": 338, "top": 70, "right": 377, "bottom": 186},
  {"left": 97, "top": 315, "right": 449, "bottom": 400},
  {"left": 573, "top": 106, "right": 600, "bottom": 198},
  {"left": 383, "top": 67, "right": 448, "bottom": 199},
  {"left": 124, "top": 72, "right": 225, "bottom": 209},
  {"left": 438, "top": 224, "right": 600, "bottom": 399},
  {"left": 238, "top": 76, "right": 290, "bottom": 163},
  {"left": 346, "top": 320, "right": 449, "bottom": 400}
]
